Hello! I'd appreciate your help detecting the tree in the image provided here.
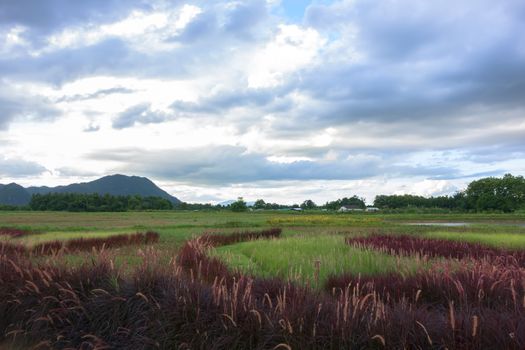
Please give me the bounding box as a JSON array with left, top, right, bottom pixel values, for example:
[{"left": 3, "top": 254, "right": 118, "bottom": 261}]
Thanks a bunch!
[
  {"left": 230, "top": 197, "right": 248, "bottom": 212},
  {"left": 300, "top": 199, "right": 317, "bottom": 210},
  {"left": 253, "top": 199, "right": 266, "bottom": 210},
  {"left": 324, "top": 196, "right": 365, "bottom": 210},
  {"left": 465, "top": 174, "right": 525, "bottom": 212}
]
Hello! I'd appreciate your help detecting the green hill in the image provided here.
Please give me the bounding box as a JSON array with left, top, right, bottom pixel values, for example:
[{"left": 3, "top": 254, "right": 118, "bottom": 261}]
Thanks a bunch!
[{"left": 0, "top": 174, "right": 181, "bottom": 206}]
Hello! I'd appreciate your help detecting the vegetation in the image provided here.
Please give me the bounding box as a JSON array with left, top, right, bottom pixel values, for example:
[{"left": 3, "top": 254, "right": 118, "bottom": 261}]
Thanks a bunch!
[
  {"left": 0, "top": 210, "right": 524, "bottom": 348},
  {"left": 212, "top": 235, "right": 421, "bottom": 287},
  {"left": 465, "top": 173, "right": 525, "bottom": 212},
  {"left": 230, "top": 197, "right": 248, "bottom": 212},
  {"left": 346, "top": 233, "right": 525, "bottom": 266},
  {"left": 1, "top": 231, "right": 159, "bottom": 255},
  {"left": 373, "top": 193, "right": 463, "bottom": 210},
  {"left": 29, "top": 192, "right": 173, "bottom": 211},
  {"left": 374, "top": 174, "right": 525, "bottom": 212},
  {"left": 4, "top": 174, "right": 525, "bottom": 215},
  {"left": 0, "top": 227, "right": 33, "bottom": 238},
  {"left": 424, "top": 231, "right": 525, "bottom": 249},
  {"left": 324, "top": 195, "right": 366, "bottom": 210},
  {"left": 253, "top": 199, "right": 291, "bottom": 210}
]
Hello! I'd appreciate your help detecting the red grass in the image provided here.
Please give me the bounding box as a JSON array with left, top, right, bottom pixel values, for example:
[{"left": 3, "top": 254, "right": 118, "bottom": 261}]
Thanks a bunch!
[
  {"left": 326, "top": 257, "right": 525, "bottom": 309},
  {"left": 1, "top": 228, "right": 524, "bottom": 348},
  {"left": 346, "top": 234, "right": 525, "bottom": 266},
  {"left": 200, "top": 227, "right": 282, "bottom": 246},
  {"left": 1, "top": 250, "right": 524, "bottom": 349},
  {"left": 0, "top": 227, "right": 33, "bottom": 238},
  {"left": 0, "top": 231, "right": 160, "bottom": 256}
]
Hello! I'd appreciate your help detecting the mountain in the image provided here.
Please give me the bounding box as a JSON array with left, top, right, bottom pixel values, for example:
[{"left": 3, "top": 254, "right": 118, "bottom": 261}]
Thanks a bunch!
[
  {"left": 218, "top": 199, "right": 255, "bottom": 207},
  {"left": 0, "top": 174, "right": 181, "bottom": 206},
  {"left": 0, "top": 183, "right": 31, "bottom": 206}
]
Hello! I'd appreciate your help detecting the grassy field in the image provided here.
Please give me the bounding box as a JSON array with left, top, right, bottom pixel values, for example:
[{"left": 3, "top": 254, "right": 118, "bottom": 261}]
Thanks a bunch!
[
  {"left": 2, "top": 210, "right": 525, "bottom": 348},
  {"left": 212, "top": 235, "right": 424, "bottom": 288},
  {"left": 1, "top": 210, "right": 524, "bottom": 260}
]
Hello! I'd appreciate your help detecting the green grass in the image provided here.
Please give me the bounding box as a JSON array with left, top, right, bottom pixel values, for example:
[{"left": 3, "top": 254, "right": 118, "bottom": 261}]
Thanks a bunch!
[
  {"left": 16, "top": 230, "right": 138, "bottom": 246},
  {"left": 212, "top": 235, "right": 424, "bottom": 288},
  {"left": 1, "top": 210, "right": 524, "bottom": 268},
  {"left": 424, "top": 231, "right": 525, "bottom": 249}
]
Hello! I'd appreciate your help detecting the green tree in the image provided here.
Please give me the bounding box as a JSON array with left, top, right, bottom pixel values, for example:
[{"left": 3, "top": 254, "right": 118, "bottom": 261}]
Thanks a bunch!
[
  {"left": 325, "top": 196, "right": 365, "bottom": 210},
  {"left": 230, "top": 197, "right": 248, "bottom": 212},
  {"left": 253, "top": 199, "right": 266, "bottom": 209},
  {"left": 465, "top": 174, "right": 525, "bottom": 212},
  {"left": 300, "top": 199, "right": 317, "bottom": 209}
]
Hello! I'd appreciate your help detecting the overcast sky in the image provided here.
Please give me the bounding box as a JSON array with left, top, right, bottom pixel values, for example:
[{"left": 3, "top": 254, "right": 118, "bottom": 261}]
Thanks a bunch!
[{"left": 1, "top": 0, "right": 524, "bottom": 204}]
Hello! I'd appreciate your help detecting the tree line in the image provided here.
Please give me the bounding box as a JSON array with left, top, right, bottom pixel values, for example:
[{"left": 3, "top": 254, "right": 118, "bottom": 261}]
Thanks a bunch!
[
  {"left": 3, "top": 173, "right": 524, "bottom": 213},
  {"left": 373, "top": 174, "right": 525, "bottom": 212},
  {"left": 29, "top": 193, "right": 173, "bottom": 212}
]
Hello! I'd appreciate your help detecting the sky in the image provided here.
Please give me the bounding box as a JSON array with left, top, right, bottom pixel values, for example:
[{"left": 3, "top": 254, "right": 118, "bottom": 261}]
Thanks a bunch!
[{"left": 0, "top": 0, "right": 524, "bottom": 205}]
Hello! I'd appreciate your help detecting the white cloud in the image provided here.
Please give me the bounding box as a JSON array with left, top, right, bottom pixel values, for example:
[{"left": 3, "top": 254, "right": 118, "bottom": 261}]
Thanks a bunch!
[
  {"left": 248, "top": 24, "right": 325, "bottom": 87},
  {"left": 0, "top": 0, "right": 524, "bottom": 203},
  {"left": 44, "top": 5, "right": 203, "bottom": 53}
]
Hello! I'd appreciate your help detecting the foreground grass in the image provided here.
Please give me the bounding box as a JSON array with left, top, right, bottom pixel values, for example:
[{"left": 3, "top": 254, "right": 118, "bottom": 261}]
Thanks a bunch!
[{"left": 212, "top": 235, "right": 423, "bottom": 288}]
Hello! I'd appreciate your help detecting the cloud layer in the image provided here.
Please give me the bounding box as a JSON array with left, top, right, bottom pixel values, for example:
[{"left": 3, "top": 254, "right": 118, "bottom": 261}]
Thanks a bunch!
[{"left": 0, "top": 0, "right": 524, "bottom": 202}]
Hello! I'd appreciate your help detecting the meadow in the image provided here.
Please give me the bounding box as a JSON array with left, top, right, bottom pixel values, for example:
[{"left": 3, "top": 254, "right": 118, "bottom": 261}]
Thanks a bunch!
[
  {"left": 212, "top": 235, "right": 423, "bottom": 288},
  {"left": 1, "top": 210, "right": 525, "bottom": 349}
]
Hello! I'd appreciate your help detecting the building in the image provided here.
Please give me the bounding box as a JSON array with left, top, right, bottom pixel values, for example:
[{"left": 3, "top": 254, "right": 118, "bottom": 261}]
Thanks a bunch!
[{"left": 338, "top": 205, "right": 364, "bottom": 212}]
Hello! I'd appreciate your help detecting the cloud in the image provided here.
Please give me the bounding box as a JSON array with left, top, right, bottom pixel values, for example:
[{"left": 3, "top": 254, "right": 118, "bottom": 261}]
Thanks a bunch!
[
  {"left": 83, "top": 123, "right": 101, "bottom": 132},
  {"left": 55, "top": 166, "right": 101, "bottom": 177},
  {"left": 170, "top": 85, "right": 293, "bottom": 116},
  {"left": 86, "top": 145, "right": 460, "bottom": 185},
  {"left": 297, "top": 0, "right": 525, "bottom": 130},
  {"left": 0, "top": 0, "right": 151, "bottom": 40},
  {"left": 56, "top": 87, "right": 134, "bottom": 102},
  {"left": 0, "top": 0, "right": 524, "bottom": 200},
  {"left": 112, "top": 103, "right": 169, "bottom": 129},
  {"left": 0, "top": 156, "right": 47, "bottom": 177},
  {"left": 0, "top": 80, "right": 61, "bottom": 129}
]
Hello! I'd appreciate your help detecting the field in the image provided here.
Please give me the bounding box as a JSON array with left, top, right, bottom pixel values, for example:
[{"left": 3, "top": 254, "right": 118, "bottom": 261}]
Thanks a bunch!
[{"left": 1, "top": 210, "right": 525, "bottom": 349}]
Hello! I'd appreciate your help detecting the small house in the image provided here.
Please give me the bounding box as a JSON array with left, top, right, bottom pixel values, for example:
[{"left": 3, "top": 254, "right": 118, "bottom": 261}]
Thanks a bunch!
[{"left": 338, "top": 205, "right": 363, "bottom": 212}]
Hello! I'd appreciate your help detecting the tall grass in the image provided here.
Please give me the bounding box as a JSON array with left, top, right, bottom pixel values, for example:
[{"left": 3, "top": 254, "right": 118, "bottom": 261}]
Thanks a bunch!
[
  {"left": 1, "top": 247, "right": 524, "bottom": 349},
  {"left": 0, "top": 227, "right": 33, "bottom": 238},
  {"left": 346, "top": 234, "right": 525, "bottom": 266},
  {"left": 213, "top": 235, "right": 422, "bottom": 288},
  {"left": 0, "top": 231, "right": 159, "bottom": 256},
  {"left": 200, "top": 227, "right": 282, "bottom": 246},
  {"left": 425, "top": 231, "right": 525, "bottom": 249},
  {"left": 326, "top": 257, "right": 525, "bottom": 308}
]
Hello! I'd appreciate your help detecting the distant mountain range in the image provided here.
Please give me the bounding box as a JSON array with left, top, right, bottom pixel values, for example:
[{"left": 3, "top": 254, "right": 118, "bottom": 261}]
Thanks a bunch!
[
  {"left": 0, "top": 174, "right": 181, "bottom": 206},
  {"left": 218, "top": 200, "right": 256, "bottom": 207}
]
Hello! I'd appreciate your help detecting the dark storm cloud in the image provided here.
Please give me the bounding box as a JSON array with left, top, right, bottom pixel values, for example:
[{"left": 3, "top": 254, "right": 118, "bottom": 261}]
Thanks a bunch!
[
  {"left": 0, "top": 157, "right": 47, "bottom": 177},
  {"left": 86, "top": 146, "right": 459, "bottom": 185}
]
